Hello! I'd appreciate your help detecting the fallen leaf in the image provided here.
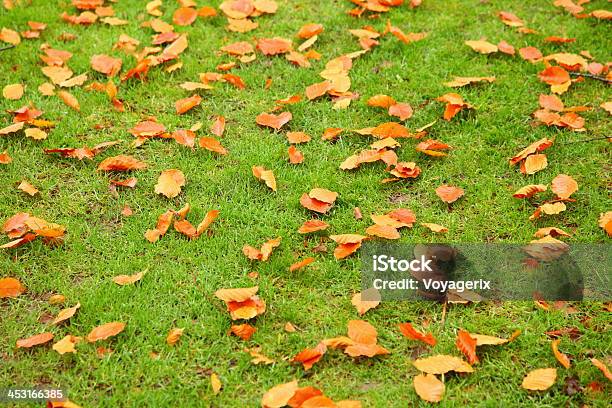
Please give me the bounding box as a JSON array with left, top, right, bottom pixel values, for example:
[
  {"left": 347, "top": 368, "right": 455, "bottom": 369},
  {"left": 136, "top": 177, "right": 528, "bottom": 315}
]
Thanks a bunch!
[
  {"left": 113, "top": 271, "right": 145, "bottom": 285},
  {"left": 16, "top": 332, "right": 53, "bottom": 348},
  {"left": 211, "top": 373, "right": 222, "bottom": 395},
  {"left": 413, "top": 373, "right": 445, "bottom": 403},
  {"left": 52, "top": 335, "right": 81, "bottom": 354},
  {"left": 167, "top": 328, "right": 184, "bottom": 345},
  {"left": 298, "top": 220, "right": 329, "bottom": 233},
  {"left": 52, "top": 303, "right": 81, "bottom": 325},
  {"left": 3, "top": 83, "right": 24, "bottom": 100},
  {"left": 17, "top": 181, "right": 39, "bottom": 196},
  {"left": 551, "top": 174, "right": 578, "bottom": 199},
  {"left": 155, "top": 169, "right": 186, "bottom": 198},
  {"left": 98, "top": 155, "right": 147, "bottom": 171},
  {"left": 522, "top": 368, "right": 557, "bottom": 391},
  {"left": 551, "top": 339, "right": 570, "bottom": 369},
  {"left": 230, "top": 323, "right": 257, "bottom": 340},
  {"left": 412, "top": 355, "right": 474, "bottom": 374},
  {"left": 86, "top": 322, "right": 126, "bottom": 342},
  {"left": 289, "top": 257, "right": 315, "bottom": 272},
  {"left": 590, "top": 358, "right": 612, "bottom": 381},
  {"left": 399, "top": 323, "right": 436, "bottom": 346},
  {"left": 465, "top": 40, "right": 498, "bottom": 54},
  {"left": 256, "top": 111, "right": 292, "bottom": 130},
  {"left": 435, "top": 185, "right": 464, "bottom": 204},
  {"left": 176, "top": 94, "right": 202, "bottom": 114},
  {"left": 456, "top": 329, "right": 479, "bottom": 364},
  {"left": 351, "top": 288, "right": 381, "bottom": 316},
  {"left": 252, "top": 166, "right": 277, "bottom": 191},
  {"left": 0, "top": 277, "right": 25, "bottom": 298},
  {"left": 261, "top": 380, "right": 299, "bottom": 408},
  {"left": 292, "top": 342, "right": 327, "bottom": 370}
]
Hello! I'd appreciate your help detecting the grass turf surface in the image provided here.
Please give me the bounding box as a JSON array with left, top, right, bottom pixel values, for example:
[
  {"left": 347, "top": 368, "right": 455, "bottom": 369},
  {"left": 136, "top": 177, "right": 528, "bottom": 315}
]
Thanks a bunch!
[{"left": 1, "top": 0, "right": 611, "bottom": 406}]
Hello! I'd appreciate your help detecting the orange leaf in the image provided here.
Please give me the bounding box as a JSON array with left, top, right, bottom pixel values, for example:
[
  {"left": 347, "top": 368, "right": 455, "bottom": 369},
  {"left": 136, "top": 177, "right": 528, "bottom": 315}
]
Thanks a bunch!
[
  {"left": 399, "top": 323, "right": 436, "bottom": 346},
  {"left": 539, "top": 94, "right": 564, "bottom": 111},
  {"left": 297, "top": 23, "right": 323, "bottom": 39},
  {"left": 305, "top": 81, "right": 331, "bottom": 100},
  {"left": 435, "top": 185, "right": 464, "bottom": 203},
  {"left": 366, "top": 224, "right": 400, "bottom": 239},
  {"left": 211, "top": 115, "right": 226, "bottom": 136},
  {"left": 288, "top": 146, "right": 304, "bottom": 164},
  {"left": 16, "top": 332, "right": 53, "bottom": 348},
  {"left": 300, "top": 194, "right": 332, "bottom": 214},
  {"left": 196, "top": 210, "right": 220, "bottom": 236},
  {"left": 371, "top": 122, "right": 409, "bottom": 138},
  {"left": 513, "top": 184, "right": 547, "bottom": 199},
  {"left": 413, "top": 373, "right": 445, "bottom": 403},
  {"left": 97, "top": 155, "right": 147, "bottom": 171},
  {"left": 257, "top": 37, "right": 292, "bottom": 55},
  {"left": 166, "top": 328, "right": 185, "bottom": 345},
  {"left": 52, "top": 303, "right": 80, "bottom": 325},
  {"left": 252, "top": 165, "right": 277, "bottom": 191},
  {"left": 286, "top": 131, "right": 311, "bottom": 144},
  {"left": 551, "top": 339, "right": 570, "bottom": 369},
  {"left": 289, "top": 257, "right": 315, "bottom": 272},
  {"left": 175, "top": 94, "right": 202, "bottom": 114},
  {"left": 112, "top": 271, "right": 145, "bottom": 285},
  {"left": 456, "top": 329, "right": 479, "bottom": 364},
  {"left": 91, "top": 54, "right": 122, "bottom": 76},
  {"left": 590, "top": 358, "right": 612, "bottom": 381},
  {"left": 199, "top": 137, "right": 228, "bottom": 155},
  {"left": 297, "top": 220, "right": 329, "bottom": 233},
  {"left": 173, "top": 7, "right": 197, "bottom": 26},
  {"left": 261, "top": 380, "right": 299, "bottom": 408},
  {"left": 519, "top": 46, "right": 543, "bottom": 62},
  {"left": 351, "top": 288, "right": 380, "bottom": 316},
  {"left": 412, "top": 355, "right": 474, "bottom": 374},
  {"left": 174, "top": 219, "right": 197, "bottom": 239},
  {"left": 0, "top": 277, "right": 25, "bottom": 298},
  {"left": 292, "top": 342, "right": 327, "bottom": 370},
  {"left": 388, "top": 103, "right": 413, "bottom": 120},
  {"left": 229, "top": 323, "right": 257, "bottom": 340},
  {"left": 287, "top": 387, "right": 323, "bottom": 408},
  {"left": 465, "top": 40, "right": 498, "bottom": 54},
  {"left": 215, "top": 286, "right": 259, "bottom": 303},
  {"left": 367, "top": 94, "right": 396, "bottom": 108},
  {"left": 57, "top": 91, "right": 80, "bottom": 111},
  {"left": 256, "top": 111, "right": 292, "bottom": 130},
  {"left": 347, "top": 319, "right": 378, "bottom": 345},
  {"left": 551, "top": 174, "right": 578, "bottom": 199},
  {"left": 509, "top": 138, "right": 554, "bottom": 166},
  {"left": 521, "top": 368, "right": 557, "bottom": 390},
  {"left": 155, "top": 169, "right": 186, "bottom": 198},
  {"left": 86, "top": 322, "right": 125, "bottom": 342},
  {"left": 0, "top": 151, "right": 12, "bottom": 164},
  {"left": 539, "top": 66, "right": 570, "bottom": 85}
]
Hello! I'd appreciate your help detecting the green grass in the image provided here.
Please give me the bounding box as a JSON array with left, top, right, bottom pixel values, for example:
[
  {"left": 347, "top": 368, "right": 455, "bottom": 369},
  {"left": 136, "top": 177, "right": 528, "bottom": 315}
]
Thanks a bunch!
[{"left": 1, "top": 0, "right": 610, "bottom": 406}]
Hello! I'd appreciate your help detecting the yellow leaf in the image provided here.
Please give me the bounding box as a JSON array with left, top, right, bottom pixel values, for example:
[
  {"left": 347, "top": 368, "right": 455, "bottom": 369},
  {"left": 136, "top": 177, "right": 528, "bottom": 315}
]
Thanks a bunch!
[{"left": 413, "top": 373, "right": 445, "bottom": 402}]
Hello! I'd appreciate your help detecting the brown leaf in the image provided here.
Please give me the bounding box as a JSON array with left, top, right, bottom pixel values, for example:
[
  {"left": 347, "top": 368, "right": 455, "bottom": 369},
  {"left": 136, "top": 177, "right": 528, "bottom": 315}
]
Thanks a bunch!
[{"left": 229, "top": 323, "right": 257, "bottom": 340}]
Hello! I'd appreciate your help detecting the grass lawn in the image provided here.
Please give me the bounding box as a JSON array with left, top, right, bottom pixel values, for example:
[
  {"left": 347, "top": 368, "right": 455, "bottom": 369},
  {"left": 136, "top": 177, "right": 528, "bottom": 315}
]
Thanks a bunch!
[{"left": 1, "top": 0, "right": 610, "bottom": 406}]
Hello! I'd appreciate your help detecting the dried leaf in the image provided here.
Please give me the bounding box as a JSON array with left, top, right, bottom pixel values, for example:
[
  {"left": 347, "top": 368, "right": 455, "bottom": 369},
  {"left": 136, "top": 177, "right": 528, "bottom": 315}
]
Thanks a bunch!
[
  {"left": 413, "top": 373, "right": 445, "bottom": 403},
  {"left": 0, "top": 277, "right": 25, "bottom": 298},
  {"left": 155, "top": 169, "right": 186, "bottom": 198},
  {"left": 522, "top": 368, "right": 557, "bottom": 390},
  {"left": 86, "top": 322, "right": 126, "bottom": 342}
]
